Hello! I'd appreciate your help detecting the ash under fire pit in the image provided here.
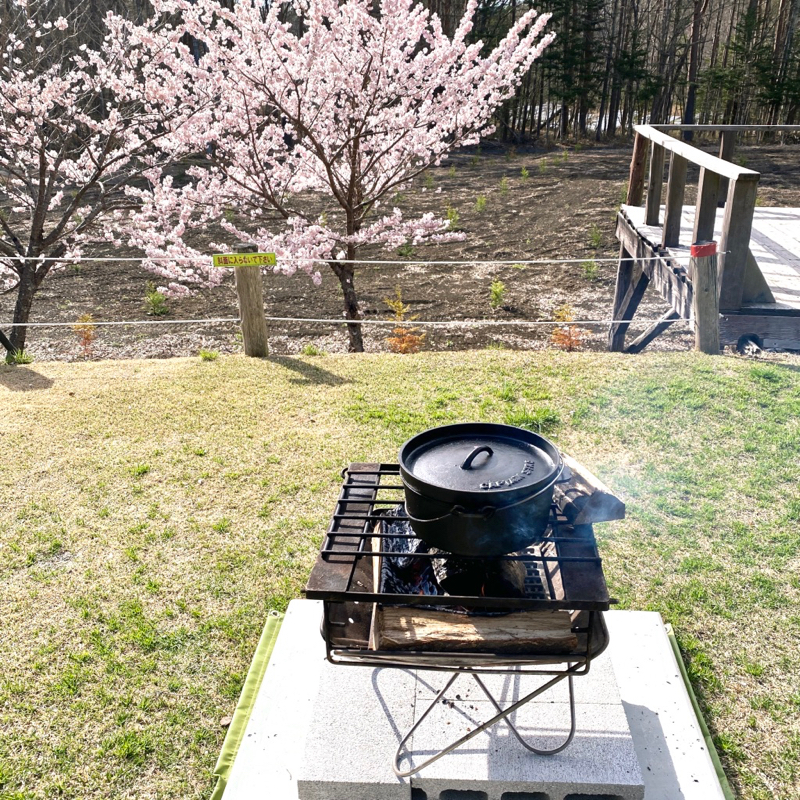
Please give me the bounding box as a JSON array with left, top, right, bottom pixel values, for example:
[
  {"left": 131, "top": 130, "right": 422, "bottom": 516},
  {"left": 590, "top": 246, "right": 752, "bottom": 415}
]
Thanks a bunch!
[{"left": 304, "top": 458, "right": 625, "bottom": 777}]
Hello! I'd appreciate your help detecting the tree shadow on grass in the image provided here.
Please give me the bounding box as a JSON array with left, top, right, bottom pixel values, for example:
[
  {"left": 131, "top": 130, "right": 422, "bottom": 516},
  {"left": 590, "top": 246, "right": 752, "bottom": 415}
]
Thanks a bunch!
[
  {"left": 742, "top": 356, "right": 800, "bottom": 375},
  {"left": 268, "top": 356, "right": 350, "bottom": 386},
  {"left": 769, "top": 359, "right": 800, "bottom": 373},
  {"left": 0, "top": 366, "right": 54, "bottom": 391}
]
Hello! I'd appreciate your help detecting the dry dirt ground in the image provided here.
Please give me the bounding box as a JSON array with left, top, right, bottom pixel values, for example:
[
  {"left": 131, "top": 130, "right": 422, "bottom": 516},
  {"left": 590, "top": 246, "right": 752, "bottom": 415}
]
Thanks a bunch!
[{"left": 4, "top": 141, "right": 799, "bottom": 361}]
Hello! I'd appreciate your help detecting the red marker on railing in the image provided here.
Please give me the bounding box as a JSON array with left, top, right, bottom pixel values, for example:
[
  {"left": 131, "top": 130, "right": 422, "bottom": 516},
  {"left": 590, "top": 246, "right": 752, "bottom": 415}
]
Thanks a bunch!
[{"left": 690, "top": 241, "right": 717, "bottom": 258}]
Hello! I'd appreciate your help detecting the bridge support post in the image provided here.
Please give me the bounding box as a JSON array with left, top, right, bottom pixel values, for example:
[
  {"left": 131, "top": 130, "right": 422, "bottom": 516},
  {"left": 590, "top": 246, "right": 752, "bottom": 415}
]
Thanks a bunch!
[
  {"left": 691, "top": 241, "right": 720, "bottom": 354},
  {"left": 609, "top": 245, "right": 650, "bottom": 352}
]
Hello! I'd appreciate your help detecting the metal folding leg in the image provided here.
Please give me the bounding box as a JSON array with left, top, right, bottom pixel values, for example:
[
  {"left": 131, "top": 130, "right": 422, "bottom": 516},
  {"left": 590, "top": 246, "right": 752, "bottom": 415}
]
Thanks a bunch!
[{"left": 393, "top": 666, "right": 579, "bottom": 778}]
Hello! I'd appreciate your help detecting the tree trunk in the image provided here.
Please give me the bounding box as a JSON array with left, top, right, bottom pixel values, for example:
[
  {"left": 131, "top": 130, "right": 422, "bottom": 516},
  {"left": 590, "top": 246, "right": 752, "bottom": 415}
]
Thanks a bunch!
[
  {"left": 705, "top": 3, "right": 724, "bottom": 124},
  {"left": 330, "top": 261, "right": 364, "bottom": 353},
  {"left": 597, "top": 0, "right": 619, "bottom": 139},
  {"left": 9, "top": 264, "right": 38, "bottom": 354},
  {"left": 535, "top": 73, "right": 544, "bottom": 138},
  {"left": 770, "top": 0, "right": 799, "bottom": 124},
  {"left": 500, "top": 102, "right": 512, "bottom": 142},
  {"left": 577, "top": 0, "right": 596, "bottom": 137},
  {"left": 682, "top": 0, "right": 707, "bottom": 141},
  {"left": 606, "top": 0, "right": 626, "bottom": 136}
]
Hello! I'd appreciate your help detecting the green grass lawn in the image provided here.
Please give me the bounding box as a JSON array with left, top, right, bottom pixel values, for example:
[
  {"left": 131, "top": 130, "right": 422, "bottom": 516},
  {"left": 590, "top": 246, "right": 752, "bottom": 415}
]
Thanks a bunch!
[{"left": 1, "top": 351, "right": 799, "bottom": 800}]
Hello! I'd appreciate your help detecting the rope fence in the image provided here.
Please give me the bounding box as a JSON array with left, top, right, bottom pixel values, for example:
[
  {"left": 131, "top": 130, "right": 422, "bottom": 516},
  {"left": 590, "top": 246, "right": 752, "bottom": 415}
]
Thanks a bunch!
[
  {"left": 4, "top": 315, "right": 693, "bottom": 328},
  {"left": 2, "top": 250, "right": 705, "bottom": 357},
  {"left": 6, "top": 317, "right": 242, "bottom": 328}
]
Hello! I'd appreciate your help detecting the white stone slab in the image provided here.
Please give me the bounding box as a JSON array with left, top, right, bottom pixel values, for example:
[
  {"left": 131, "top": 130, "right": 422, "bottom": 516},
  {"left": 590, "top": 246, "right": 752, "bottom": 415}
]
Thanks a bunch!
[
  {"left": 223, "top": 601, "right": 327, "bottom": 800},
  {"left": 605, "top": 611, "right": 727, "bottom": 800},
  {"left": 223, "top": 602, "right": 729, "bottom": 800},
  {"left": 297, "top": 656, "right": 642, "bottom": 800}
]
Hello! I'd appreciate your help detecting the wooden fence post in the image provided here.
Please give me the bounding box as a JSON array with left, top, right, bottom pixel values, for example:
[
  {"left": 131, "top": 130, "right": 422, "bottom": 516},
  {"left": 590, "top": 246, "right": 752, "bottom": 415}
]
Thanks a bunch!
[
  {"left": 626, "top": 132, "right": 648, "bottom": 206},
  {"left": 234, "top": 242, "right": 269, "bottom": 358},
  {"left": 717, "top": 131, "right": 737, "bottom": 207},
  {"left": 692, "top": 167, "right": 720, "bottom": 244},
  {"left": 718, "top": 175, "right": 759, "bottom": 311},
  {"left": 0, "top": 328, "right": 14, "bottom": 356},
  {"left": 608, "top": 245, "right": 650, "bottom": 352},
  {"left": 691, "top": 241, "right": 720, "bottom": 354}
]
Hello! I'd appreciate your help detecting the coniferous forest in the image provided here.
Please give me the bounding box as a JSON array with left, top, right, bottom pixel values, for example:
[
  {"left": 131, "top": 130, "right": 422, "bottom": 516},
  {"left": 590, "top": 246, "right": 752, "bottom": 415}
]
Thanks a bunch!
[
  {"left": 431, "top": 0, "right": 800, "bottom": 139},
  {"left": 4, "top": 0, "right": 798, "bottom": 141}
]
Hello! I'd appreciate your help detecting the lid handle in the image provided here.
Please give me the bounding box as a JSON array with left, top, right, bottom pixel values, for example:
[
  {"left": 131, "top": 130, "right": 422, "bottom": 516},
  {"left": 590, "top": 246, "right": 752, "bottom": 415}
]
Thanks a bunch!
[{"left": 460, "top": 445, "right": 494, "bottom": 470}]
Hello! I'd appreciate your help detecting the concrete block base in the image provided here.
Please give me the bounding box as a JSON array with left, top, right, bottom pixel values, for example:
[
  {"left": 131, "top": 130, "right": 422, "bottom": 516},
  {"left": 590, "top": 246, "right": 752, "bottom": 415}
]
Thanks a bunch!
[
  {"left": 405, "top": 696, "right": 642, "bottom": 800},
  {"left": 297, "top": 664, "right": 416, "bottom": 800},
  {"left": 297, "top": 654, "right": 643, "bottom": 800},
  {"left": 223, "top": 602, "right": 727, "bottom": 800}
]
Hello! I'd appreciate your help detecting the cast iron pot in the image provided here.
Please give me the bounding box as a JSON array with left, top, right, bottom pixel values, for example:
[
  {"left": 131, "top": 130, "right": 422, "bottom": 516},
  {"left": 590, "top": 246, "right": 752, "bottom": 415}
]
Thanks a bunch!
[{"left": 398, "top": 422, "right": 563, "bottom": 556}]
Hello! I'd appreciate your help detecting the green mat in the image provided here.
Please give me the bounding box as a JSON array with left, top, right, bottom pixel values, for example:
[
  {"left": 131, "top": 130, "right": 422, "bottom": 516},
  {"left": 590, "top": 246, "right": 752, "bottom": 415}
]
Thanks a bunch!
[
  {"left": 665, "top": 623, "right": 735, "bottom": 800},
  {"left": 210, "top": 610, "right": 285, "bottom": 800}
]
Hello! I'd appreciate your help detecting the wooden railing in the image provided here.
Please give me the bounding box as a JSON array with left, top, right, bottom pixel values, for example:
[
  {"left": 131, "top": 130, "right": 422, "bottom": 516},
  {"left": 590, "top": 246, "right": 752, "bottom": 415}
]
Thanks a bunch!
[{"left": 626, "top": 124, "right": 765, "bottom": 311}]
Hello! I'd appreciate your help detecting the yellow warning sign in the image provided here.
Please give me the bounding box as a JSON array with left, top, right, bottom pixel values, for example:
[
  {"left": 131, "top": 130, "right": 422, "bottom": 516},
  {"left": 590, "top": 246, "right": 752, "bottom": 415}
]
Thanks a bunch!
[{"left": 212, "top": 252, "right": 276, "bottom": 268}]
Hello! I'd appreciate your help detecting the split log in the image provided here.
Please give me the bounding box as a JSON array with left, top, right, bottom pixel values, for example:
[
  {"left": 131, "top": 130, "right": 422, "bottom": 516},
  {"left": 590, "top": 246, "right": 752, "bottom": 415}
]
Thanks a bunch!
[
  {"left": 371, "top": 607, "right": 577, "bottom": 653},
  {"left": 553, "top": 454, "right": 626, "bottom": 525}
]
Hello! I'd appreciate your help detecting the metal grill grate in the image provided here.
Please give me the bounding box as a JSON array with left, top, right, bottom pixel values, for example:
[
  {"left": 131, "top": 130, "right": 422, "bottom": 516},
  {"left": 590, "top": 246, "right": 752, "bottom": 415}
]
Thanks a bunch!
[
  {"left": 372, "top": 504, "right": 553, "bottom": 606},
  {"left": 306, "top": 464, "right": 609, "bottom": 613}
]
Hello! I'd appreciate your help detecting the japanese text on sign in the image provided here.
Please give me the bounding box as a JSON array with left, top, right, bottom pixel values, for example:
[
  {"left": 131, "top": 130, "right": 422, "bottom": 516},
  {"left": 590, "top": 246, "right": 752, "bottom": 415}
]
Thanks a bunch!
[{"left": 212, "top": 252, "right": 277, "bottom": 268}]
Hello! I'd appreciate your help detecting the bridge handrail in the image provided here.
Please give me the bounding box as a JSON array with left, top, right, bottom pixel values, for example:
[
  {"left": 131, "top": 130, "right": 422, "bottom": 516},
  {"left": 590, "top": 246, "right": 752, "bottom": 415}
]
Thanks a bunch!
[
  {"left": 625, "top": 124, "right": 764, "bottom": 311},
  {"left": 649, "top": 124, "right": 800, "bottom": 132},
  {"left": 632, "top": 124, "right": 759, "bottom": 182}
]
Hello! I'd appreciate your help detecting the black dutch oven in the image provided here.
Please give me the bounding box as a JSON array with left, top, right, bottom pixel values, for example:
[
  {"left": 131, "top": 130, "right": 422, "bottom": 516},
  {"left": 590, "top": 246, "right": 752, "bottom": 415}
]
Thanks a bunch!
[{"left": 398, "top": 422, "right": 563, "bottom": 556}]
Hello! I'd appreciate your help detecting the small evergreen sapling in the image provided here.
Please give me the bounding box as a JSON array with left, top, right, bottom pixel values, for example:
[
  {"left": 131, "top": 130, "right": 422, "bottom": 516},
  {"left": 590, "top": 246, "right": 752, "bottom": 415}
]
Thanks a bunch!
[{"left": 385, "top": 287, "right": 425, "bottom": 354}]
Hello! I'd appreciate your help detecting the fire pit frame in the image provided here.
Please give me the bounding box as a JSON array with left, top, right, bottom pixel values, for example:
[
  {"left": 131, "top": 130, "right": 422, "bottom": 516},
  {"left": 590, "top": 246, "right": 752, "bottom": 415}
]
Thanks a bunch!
[
  {"left": 304, "top": 462, "right": 621, "bottom": 777},
  {"left": 393, "top": 665, "right": 585, "bottom": 776}
]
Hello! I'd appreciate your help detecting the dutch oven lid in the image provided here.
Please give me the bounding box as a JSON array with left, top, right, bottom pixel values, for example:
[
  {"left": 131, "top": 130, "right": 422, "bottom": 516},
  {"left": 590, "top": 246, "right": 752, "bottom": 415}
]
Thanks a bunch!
[{"left": 399, "top": 423, "right": 559, "bottom": 494}]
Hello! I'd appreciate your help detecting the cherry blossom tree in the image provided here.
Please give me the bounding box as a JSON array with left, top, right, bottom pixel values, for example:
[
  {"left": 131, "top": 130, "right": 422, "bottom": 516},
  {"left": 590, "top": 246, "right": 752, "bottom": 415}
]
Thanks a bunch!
[
  {"left": 127, "top": 0, "right": 555, "bottom": 352},
  {"left": 0, "top": 1, "right": 205, "bottom": 356}
]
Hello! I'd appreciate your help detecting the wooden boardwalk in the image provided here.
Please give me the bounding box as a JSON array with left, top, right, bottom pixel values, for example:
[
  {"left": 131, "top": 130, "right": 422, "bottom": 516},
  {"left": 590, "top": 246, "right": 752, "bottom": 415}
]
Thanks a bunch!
[{"left": 623, "top": 204, "right": 800, "bottom": 311}]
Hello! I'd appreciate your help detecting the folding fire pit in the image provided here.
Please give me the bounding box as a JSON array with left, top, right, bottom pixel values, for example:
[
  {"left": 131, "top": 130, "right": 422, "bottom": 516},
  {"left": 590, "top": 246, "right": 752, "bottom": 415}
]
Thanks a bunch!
[{"left": 305, "top": 455, "right": 623, "bottom": 778}]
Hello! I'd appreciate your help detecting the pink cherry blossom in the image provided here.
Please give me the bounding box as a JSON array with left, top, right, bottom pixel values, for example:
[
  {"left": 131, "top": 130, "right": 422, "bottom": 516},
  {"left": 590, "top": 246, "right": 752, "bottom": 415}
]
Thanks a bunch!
[
  {"left": 1, "top": 0, "right": 553, "bottom": 354},
  {"left": 123, "top": 0, "right": 554, "bottom": 351},
  {"left": 0, "top": 0, "right": 208, "bottom": 352}
]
